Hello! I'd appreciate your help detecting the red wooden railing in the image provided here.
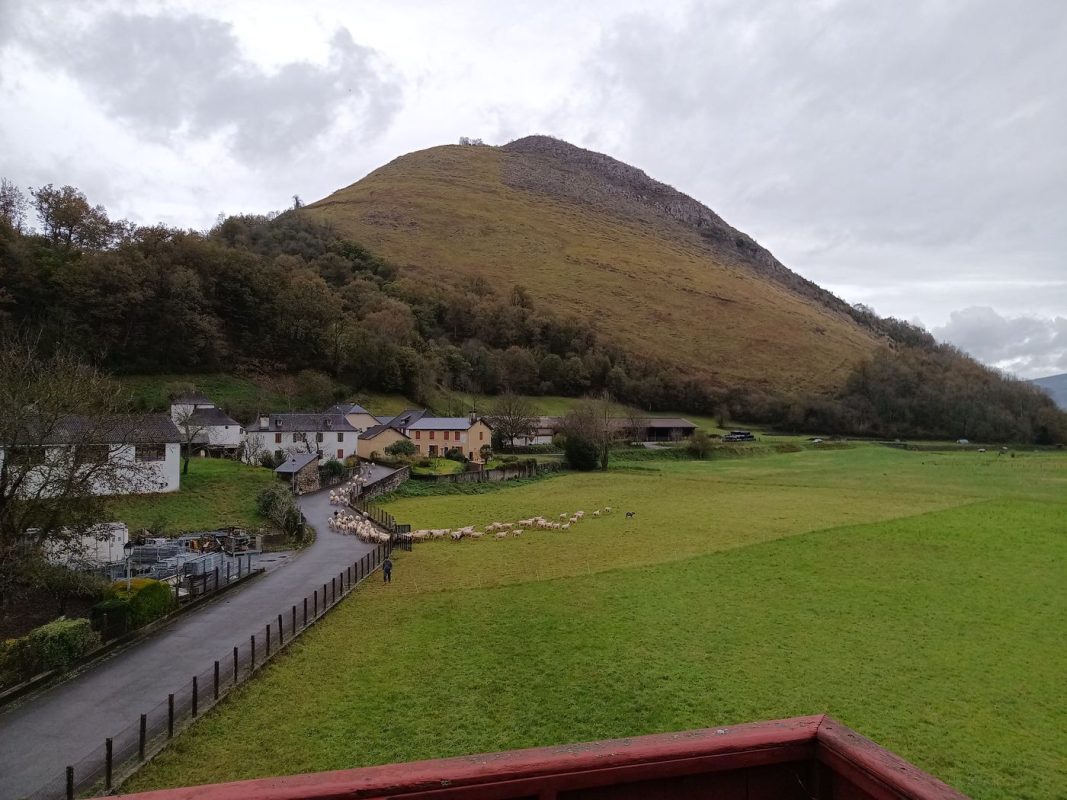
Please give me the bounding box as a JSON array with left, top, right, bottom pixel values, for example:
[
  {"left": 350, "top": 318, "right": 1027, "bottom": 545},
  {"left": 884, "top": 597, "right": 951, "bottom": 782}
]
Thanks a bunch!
[{"left": 102, "top": 715, "right": 969, "bottom": 800}]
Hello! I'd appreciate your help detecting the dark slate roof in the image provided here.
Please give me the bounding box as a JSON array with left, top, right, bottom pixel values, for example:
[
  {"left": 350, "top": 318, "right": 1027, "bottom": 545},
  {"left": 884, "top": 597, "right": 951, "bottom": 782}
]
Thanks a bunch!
[
  {"left": 274, "top": 452, "right": 319, "bottom": 474},
  {"left": 245, "top": 413, "right": 358, "bottom": 433},
  {"left": 643, "top": 418, "right": 697, "bottom": 429},
  {"left": 361, "top": 423, "right": 410, "bottom": 441},
  {"left": 324, "top": 402, "right": 373, "bottom": 416},
  {"left": 408, "top": 417, "right": 483, "bottom": 431},
  {"left": 40, "top": 414, "right": 181, "bottom": 445},
  {"left": 171, "top": 392, "right": 212, "bottom": 404},
  {"left": 187, "top": 407, "right": 241, "bottom": 428},
  {"left": 378, "top": 408, "right": 427, "bottom": 429}
]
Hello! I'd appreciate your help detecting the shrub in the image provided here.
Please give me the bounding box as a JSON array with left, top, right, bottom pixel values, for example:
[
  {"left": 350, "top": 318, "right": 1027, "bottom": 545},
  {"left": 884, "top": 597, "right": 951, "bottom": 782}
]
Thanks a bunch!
[
  {"left": 90, "top": 597, "right": 132, "bottom": 637},
  {"left": 385, "top": 439, "right": 416, "bottom": 457},
  {"left": 687, "top": 430, "right": 713, "bottom": 459},
  {"left": 564, "top": 434, "right": 600, "bottom": 471},
  {"left": 320, "top": 458, "right": 345, "bottom": 479},
  {"left": 5, "top": 618, "right": 102, "bottom": 679},
  {"left": 445, "top": 447, "right": 466, "bottom": 462},
  {"left": 128, "top": 580, "right": 174, "bottom": 628}
]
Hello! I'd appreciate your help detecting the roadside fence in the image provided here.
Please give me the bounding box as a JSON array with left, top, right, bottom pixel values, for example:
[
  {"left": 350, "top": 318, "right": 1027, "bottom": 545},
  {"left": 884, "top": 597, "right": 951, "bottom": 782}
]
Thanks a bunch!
[{"left": 28, "top": 544, "right": 389, "bottom": 800}]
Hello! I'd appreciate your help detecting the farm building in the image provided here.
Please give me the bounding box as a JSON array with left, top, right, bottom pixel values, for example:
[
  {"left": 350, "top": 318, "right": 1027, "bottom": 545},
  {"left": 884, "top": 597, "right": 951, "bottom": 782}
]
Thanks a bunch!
[
  {"left": 515, "top": 416, "right": 559, "bottom": 446},
  {"left": 406, "top": 415, "right": 493, "bottom": 463},
  {"left": 244, "top": 413, "right": 358, "bottom": 463},
  {"left": 274, "top": 451, "right": 320, "bottom": 494},
  {"left": 169, "top": 393, "right": 242, "bottom": 451},
  {"left": 635, "top": 417, "right": 698, "bottom": 442},
  {"left": 0, "top": 414, "right": 181, "bottom": 496},
  {"left": 356, "top": 423, "right": 412, "bottom": 460}
]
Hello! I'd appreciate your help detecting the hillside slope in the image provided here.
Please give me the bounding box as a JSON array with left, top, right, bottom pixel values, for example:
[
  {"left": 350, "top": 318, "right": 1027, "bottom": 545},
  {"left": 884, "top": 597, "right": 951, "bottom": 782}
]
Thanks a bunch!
[
  {"left": 1032, "top": 373, "right": 1067, "bottom": 409},
  {"left": 306, "top": 137, "right": 882, "bottom": 395}
]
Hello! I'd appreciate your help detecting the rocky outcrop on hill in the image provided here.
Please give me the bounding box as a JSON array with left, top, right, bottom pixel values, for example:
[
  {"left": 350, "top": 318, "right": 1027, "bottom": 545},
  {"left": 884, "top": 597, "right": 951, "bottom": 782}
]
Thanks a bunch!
[{"left": 501, "top": 135, "right": 856, "bottom": 320}]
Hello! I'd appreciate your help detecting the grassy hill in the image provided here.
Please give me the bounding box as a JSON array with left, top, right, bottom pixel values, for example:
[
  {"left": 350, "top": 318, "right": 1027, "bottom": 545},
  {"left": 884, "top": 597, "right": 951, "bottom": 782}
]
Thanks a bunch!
[
  {"left": 306, "top": 137, "right": 882, "bottom": 396},
  {"left": 1032, "top": 372, "right": 1067, "bottom": 409}
]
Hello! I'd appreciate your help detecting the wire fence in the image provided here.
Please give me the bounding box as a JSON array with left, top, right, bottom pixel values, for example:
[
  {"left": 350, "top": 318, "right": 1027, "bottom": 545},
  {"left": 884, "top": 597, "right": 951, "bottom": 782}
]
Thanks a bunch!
[{"left": 26, "top": 543, "right": 388, "bottom": 800}]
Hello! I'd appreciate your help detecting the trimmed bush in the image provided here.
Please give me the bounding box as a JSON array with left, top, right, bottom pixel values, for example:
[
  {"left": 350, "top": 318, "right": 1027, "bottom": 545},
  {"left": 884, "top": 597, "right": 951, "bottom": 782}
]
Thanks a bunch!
[
  {"left": 385, "top": 439, "right": 416, "bottom": 457},
  {"left": 6, "top": 618, "right": 102, "bottom": 679},
  {"left": 320, "top": 458, "right": 345, "bottom": 480},
  {"left": 564, "top": 435, "right": 600, "bottom": 471},
  {"left": 128, "top": 580, "right": 175, "bottom": 628}
]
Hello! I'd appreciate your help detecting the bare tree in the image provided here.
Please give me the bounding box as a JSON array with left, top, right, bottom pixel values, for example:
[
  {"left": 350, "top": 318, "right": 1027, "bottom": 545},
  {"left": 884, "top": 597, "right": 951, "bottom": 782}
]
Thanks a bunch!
[
  {"left": 172, "top": 406, "right": 209, "bottom": 476},
  {"left": 561, "top": 392, "right": 615, "bottom": 470},
  {"left": 0, "top": 340, "right": 169, "bottom": 606},
  {"left": 485, "top": 392, "right": 537, "bottom": 448},
  {"left": 0, "top": 178, "right": 29, "bottom": 232},
  {"left": 624, "top": 408, "right": 648, "bottom": 444}
]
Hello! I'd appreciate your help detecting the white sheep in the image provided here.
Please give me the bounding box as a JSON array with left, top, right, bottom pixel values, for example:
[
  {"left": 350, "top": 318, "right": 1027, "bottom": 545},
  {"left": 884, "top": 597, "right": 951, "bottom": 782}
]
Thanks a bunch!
[{"left": 495, "top": 532, "right": 508, "bottom": 540}]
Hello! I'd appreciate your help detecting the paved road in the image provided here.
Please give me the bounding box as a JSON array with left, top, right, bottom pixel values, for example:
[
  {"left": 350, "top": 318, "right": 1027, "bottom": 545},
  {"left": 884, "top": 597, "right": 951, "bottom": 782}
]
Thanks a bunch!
[{"left": 0, "top": 485, "right": 384, "bottom": 800}]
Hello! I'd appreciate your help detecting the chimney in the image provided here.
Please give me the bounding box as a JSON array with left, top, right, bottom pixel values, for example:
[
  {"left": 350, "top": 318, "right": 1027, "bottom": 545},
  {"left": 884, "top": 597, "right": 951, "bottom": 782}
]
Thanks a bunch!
[
  {"left": 259, "top": 416, "right": 268, "bottom": 429},
  {"left": 469, "top": 412, "right": 477, "bottom": 424}
]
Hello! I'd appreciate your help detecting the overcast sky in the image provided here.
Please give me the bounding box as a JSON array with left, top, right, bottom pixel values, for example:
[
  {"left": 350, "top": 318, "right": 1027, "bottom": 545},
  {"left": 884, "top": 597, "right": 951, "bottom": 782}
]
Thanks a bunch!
[{"left": 1, "top": 0, "right": 1064, "bottom": 378}]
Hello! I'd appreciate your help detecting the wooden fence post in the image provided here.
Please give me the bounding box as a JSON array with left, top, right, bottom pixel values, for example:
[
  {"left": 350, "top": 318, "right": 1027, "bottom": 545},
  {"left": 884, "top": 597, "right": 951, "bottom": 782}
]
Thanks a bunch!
[
  {"left": 277, "top": 613, "right": 284, "bottom": 646},
  {"left": 192, "top": 676, "right": 198, "bottom": 717},
  {"left": 66, "top": 766, "right": 74, "bottom": 800},
  {"left": 105, "top": 737, "right": 113, "bottom": 790},
  {"left": 292, "top": 605, "right": 296, "bottom": 635},
  {"left": 139, "top": 713, "right": 147, "bottom": 760},
  {"left": 265, "top": 623, "right": 271, "bottom": 656},
  {"left": 214, "top": 660, "right": 220, "bottom": 700},
  {"left": 303, "top": 597, "right": 308, "bottom": 626},
  {"left": 234, "top": 646, "right": 239, "bottom": 682},
  {"left": 168, "top": 694, "right": 174, "bottom": 738},
  {"left": 250, "top": 635, "right": 256, "bottom": 670}
]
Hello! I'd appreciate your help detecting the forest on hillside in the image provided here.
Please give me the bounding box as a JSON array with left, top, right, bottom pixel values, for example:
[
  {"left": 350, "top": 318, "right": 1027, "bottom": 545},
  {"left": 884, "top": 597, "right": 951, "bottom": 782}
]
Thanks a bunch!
[{"left": 0, "top": 181, "right": 1063, "bottom": 444}]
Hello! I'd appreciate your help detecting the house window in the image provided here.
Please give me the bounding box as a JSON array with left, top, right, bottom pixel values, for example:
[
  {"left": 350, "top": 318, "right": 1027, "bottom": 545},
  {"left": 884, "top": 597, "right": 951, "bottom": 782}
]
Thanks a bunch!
[
  {"left": 479, "top": 431, "right": 484, "bottom": 441},
  {"left": 316, "top": 432, "right": 324, "bottom": 443},
  {"left": 414, "top": 430, "right": 421, "bottom": 440},
  {"left": 455, "top": 431, "right": 461, "bottom": 441},
  {"left": 337, "top": 448, "right": 344, "bottom": 459},
  {"left": 7, "top": 446, "right": 45, "bottom": 466},
  {"left": 77, "top": 445, "right": 110, "bottom": 464},
  {"left": 337, "top": 432, "right": 344, "bottom": 442},
  {"left": 275, "top": 433, "right": 282, "bottom": 444},
  {"left": 136, "top": 444, "right": 166, "bottom": 462},
  {"left": 429, "top": 431, "right": 435, "bottom": 440},
  {"left": 293, "top": 432, "right": 306, "bottom": 443}
]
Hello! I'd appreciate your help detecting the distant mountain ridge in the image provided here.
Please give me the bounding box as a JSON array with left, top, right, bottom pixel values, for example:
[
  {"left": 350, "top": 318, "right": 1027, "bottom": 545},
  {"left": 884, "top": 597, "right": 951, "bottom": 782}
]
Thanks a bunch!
[
  {"left": 307, "top": 136, "right": 882, "bottom": 395},
  {"left": 1032, "top": 373, "right": 1067, "bottom": 409}
]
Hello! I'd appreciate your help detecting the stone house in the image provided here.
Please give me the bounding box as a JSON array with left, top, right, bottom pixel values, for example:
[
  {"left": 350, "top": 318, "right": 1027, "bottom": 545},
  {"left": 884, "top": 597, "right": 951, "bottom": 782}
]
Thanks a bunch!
[{"left": 406, "top": 416, "right": 493, "bottom": 463}]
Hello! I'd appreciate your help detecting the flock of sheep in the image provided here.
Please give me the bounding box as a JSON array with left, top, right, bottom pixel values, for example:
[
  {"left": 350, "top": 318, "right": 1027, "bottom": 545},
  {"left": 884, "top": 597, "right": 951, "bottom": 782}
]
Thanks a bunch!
[
  {"left": 409, "top": 507, "right": 614, "bottom": 542},
  {"left": 325, "top": 484, "right": 391, "bottom": 544}
]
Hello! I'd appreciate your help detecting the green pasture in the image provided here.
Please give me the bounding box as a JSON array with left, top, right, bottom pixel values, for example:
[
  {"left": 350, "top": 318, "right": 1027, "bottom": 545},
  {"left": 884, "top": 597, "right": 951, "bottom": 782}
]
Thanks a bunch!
[
  {"left": 107, "top": 459, "right": 274, "bottom": 534},
  {"left": 128, "top": 446, "right": 1067, "bottom": 799}
]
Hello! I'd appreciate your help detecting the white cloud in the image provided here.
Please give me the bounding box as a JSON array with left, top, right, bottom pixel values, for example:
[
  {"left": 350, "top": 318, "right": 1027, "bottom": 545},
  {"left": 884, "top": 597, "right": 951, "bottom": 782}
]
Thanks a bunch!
[{"left": 934, "top": 307, "right": 1067, "bottom": 378}]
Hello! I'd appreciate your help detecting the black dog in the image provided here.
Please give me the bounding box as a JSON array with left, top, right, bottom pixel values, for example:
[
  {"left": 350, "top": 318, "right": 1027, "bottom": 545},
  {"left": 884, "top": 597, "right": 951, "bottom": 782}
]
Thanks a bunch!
[{"left": 625, "top": 511, "right": 636, "bottom": 519}]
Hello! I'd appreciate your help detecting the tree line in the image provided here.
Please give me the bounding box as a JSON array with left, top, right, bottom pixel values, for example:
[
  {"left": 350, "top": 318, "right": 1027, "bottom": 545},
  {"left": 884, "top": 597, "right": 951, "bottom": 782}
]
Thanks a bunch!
[{"left": 0, "top": 180, "right": 1063, "bottom": 444}]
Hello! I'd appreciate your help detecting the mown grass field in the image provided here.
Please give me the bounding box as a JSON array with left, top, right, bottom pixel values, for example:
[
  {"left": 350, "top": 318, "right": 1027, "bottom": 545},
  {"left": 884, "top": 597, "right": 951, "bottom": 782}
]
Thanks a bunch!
[
  {"left": 128, "top": 446, "right": 1067, "bottom": 799},
  {"left": 107, "top": 459, "right": 274, "bottom": 534}
]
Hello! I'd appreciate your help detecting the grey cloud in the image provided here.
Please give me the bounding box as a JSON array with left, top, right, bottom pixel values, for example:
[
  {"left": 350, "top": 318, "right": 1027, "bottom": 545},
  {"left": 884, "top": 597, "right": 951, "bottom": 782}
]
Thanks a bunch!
[
  {"left": 20, "top": 10, "right": 401, "bottom": 163},
  {"left": 934, "top": 307, "right": 1067, "bottom": 378},
  {"left": 576, "top": 0, "right": 1067, "bottom": 339}
]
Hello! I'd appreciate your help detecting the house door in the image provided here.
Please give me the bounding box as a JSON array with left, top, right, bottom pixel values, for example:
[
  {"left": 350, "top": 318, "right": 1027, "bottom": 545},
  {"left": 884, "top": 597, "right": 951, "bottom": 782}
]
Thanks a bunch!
[
  {"left": 469, "top": 451, "right": 474, "bottom": 461},
  {"left": 429, "top": 445, "right": 438, "bottom": 457},
  {"left": 337, "top": 449, "right": 344, "bottom": 459}
]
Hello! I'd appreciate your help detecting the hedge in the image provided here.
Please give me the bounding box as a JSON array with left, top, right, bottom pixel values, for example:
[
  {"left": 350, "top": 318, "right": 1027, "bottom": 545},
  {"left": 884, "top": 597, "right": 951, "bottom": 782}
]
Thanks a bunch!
[
  {"left": 128, "top": 580, "right": 174, "bottom": 628},
  {"left": 3, "top": 618, "right": 101, "bottom": 680}
]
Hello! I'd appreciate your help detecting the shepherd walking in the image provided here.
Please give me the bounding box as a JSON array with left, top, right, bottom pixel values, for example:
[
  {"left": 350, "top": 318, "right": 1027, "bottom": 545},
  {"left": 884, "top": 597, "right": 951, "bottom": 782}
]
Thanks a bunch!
[{"left": 383, "top": 555, "right": 393, "bottom": 583}]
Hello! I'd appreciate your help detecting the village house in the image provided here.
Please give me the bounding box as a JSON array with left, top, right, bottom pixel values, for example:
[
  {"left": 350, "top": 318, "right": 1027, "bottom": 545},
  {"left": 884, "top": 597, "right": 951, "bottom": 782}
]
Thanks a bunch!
[
  {"left": 406, "top": 415, "right": 493, "bottom": 463},
  {"left": 356, "top": 423, "right": 412, "bottom": 460},
  {"left": 324, "top": 402, "right": 380, "bottom": 432},
  {"left": 376, "top": 408, "right": 427, "bottom": 434},
  {"left": 0, "top": 414, "right": 181, "bottom": 496},
  {"left": 244, "top": 413, "right": 359, "bottom": 463},
  {"left": 169, "top": 392, "right": 243, "bottom": 451}
]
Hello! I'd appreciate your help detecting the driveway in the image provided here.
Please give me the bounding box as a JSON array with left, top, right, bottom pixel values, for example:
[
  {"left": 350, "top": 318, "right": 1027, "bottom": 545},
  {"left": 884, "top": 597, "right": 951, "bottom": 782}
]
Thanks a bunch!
[{"left": 0, "top": 483, "right": 388, "bottom": 800}]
